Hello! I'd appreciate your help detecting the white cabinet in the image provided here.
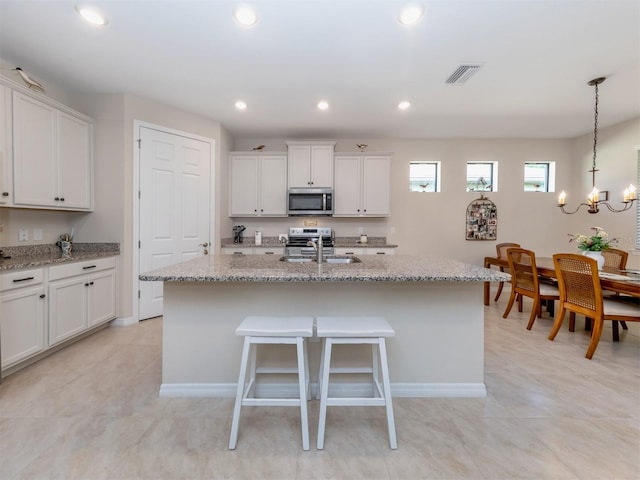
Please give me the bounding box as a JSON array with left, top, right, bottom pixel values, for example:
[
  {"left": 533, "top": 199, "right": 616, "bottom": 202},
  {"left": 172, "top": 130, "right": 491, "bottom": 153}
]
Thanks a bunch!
[
  {"left": 0, "top": 268, "right": 46, "bottom": 369},
  {"left": 48, "top": 257, "right": 116, "bottom": 346},
  {"left": 334, "top": 247, "right": 365, "bottom": 256},
  {"left": 12, "top": 91, "right": 92, "bottom": 210},
  {"left": 221, "top": 247, "right": 253, "bottom": 255},
  {"left": 229, "top": 152, "right": 287, "bottom": 217},
  {"left": 286, "top": 141, "right": 335, "bottom": 188},
  {"left": 365, "top": 248, "right": 395, "bottom": 256},
  {"left": 253, "top": 247, "right": 281, "bottom": 255},
  {"left": 335, "top": 247, "right": 395, "bottom": 256},
  {"left": 0, "top": 85, "right": 12, "bottom": 205},
  {"left": 220, "top": 247, "right": 282, "bottom": 255},
  {"left": 334, "top": 154, "right": 390, "bottom": 217}
]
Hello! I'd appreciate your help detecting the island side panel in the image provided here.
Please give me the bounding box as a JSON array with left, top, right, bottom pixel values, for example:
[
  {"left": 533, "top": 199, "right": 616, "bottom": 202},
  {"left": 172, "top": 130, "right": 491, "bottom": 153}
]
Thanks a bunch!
[{"left": 162, "top": 281, "right": 484, "bottom": 396}]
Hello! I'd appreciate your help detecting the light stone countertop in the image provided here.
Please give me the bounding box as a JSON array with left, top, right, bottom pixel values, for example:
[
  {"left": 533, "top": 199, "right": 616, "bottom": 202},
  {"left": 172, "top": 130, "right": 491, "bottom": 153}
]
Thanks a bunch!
[
  {"left": 0, "top": 243, "right": 120, "bottom": 272},
  {"left": 139, "top": 254, "right": 510, "bottom": 283}
]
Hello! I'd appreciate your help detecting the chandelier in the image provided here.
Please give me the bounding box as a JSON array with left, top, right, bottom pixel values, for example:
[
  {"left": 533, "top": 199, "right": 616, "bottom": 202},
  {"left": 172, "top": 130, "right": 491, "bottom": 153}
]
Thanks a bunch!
[{"left": 557, "top": 77, "right": 636, "bottom": 214}]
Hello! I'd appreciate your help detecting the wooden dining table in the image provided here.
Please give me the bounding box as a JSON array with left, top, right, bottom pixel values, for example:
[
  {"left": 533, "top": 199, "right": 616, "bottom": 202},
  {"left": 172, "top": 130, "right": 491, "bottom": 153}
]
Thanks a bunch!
[{"left": 483, "top": 255, "right": 640, "bottom": 306}]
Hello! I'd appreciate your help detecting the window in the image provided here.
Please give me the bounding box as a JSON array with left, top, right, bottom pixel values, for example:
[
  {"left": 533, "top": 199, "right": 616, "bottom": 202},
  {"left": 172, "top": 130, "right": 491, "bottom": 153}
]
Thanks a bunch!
[
  {"left": 524, "top": 162, "right": 555, "bottom": 192},
  {"left": 410, "top": 161, "right": 440, "bottom": 192},
  {"left": 466, "top": 162, "right": 497, "bottom": 192}
]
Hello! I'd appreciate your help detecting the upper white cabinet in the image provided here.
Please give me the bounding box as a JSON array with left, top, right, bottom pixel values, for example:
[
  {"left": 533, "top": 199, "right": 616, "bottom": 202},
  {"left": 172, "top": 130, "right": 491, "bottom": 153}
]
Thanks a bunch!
[
  {"left": 0, "top": 85, "right": 12, "bottom": 205},
  {"left": 286, "top": 141, "right": 335, "bottom": 188},
  {"left": 229, "top": 152, "right": 288, "bottom": 217},
  {"left": 12, "top": 91, "right": 92, "bottom": 210},
  {"left": 334, "top": 154, "right": 391, "bottom": 217}
]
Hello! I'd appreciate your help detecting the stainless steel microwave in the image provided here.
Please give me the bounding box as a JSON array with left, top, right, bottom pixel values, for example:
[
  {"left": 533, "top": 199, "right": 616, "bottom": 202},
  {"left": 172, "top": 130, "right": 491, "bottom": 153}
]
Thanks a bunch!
[{"left": 287, "top": 188, "right": 333, "bottom": 216}]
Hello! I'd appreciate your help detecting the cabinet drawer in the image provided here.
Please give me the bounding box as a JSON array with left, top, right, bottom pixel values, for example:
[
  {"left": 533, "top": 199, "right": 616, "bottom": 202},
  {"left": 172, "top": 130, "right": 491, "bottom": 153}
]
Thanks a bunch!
[
  {"left": 49, "top": 256, "right": 116, "bottom": 281},
  {"left": 221, "top": 248, "right": 253, "bottom": 255},
  {"left": 365, "top": 248, "right": 395, "bottom": 255},
  {"left": 0, "top": 268, "right": 45, "bottom": 292},
  {"left": 253, "top": 248, "right": 281, "bottom": 255},
  {"left": 334, "top": 248, "right": 365, "bottom": 256}
]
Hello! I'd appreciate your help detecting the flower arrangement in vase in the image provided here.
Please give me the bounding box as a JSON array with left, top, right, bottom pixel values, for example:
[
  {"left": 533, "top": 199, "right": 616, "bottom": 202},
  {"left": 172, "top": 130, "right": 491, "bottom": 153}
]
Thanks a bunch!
[{"left": 567, "top": 227, "right": 617, "bottom": 269}]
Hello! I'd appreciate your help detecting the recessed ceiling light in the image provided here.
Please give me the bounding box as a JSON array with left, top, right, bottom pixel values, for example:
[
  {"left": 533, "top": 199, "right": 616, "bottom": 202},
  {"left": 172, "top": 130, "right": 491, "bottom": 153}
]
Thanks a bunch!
[
  {"left": 233, "top": 5, "right": 258, "bottom": 27},
  {"left": 235, "top": 101, "right": 247, "bottom": 110},
  {"left": 398, "top": 4, "right": 424, "bottom": 26},
  {"left": 75, "top": 4, "right": 108, "bottom": 26},
  {"left": 398, "top": 101, "right": 411, "bottom": 110},
  {"left": 317, "top": 100, "right": 329, "bottom": 111}
]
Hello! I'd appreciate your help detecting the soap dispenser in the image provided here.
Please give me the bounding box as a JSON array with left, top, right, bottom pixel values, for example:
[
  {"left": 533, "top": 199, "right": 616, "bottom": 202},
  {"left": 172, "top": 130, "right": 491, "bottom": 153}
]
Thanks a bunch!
[{"left": 255, "top": 229, "right": 262, "bottom": 246}]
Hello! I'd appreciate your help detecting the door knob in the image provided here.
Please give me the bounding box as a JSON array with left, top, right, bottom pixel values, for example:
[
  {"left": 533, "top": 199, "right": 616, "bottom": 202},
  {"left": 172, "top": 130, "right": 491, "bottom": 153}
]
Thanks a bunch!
[{"left": 199, "top": 242, "right": 209, "bottom": 247}]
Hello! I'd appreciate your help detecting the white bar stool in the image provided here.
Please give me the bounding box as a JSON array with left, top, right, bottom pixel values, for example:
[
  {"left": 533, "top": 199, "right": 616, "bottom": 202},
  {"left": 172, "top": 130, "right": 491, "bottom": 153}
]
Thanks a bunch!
[
  {"left": 228, "top": 315, "right": 314, "bottom": 451},
  {"left": 316, "top": 316, "right": 397, "bottom": 450}
]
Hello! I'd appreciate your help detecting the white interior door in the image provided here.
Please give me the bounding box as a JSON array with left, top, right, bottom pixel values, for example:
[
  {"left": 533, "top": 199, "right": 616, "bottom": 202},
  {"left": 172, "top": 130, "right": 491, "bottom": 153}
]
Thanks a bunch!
[{"left": 139, "top": 126, "right": 211, "bottom": 320}]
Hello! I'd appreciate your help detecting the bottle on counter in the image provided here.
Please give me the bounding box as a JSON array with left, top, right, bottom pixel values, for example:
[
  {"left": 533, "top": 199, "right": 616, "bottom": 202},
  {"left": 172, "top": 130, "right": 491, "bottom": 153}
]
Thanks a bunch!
[
  {"left": 255, "top": 230, "right": 262, "bottom": 246},
  {"left": 360, "top": 234, "right": 368, "bottom": 244}
]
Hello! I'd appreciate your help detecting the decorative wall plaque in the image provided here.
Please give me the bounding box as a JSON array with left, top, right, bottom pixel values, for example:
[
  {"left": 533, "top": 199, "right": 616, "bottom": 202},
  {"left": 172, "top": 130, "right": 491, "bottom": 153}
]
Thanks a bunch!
[{"left": 466, "top": 195, "right": 497, "bottom": 241}]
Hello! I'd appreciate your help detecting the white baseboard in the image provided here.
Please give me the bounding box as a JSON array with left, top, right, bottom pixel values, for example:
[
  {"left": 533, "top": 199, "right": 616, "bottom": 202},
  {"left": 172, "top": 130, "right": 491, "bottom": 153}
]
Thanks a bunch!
[
  {"left": 110, "top": 316, "right": 137, "bottom": 327},
  {"left": 159, "top": 382, "right": 487, "bottom": 398}
]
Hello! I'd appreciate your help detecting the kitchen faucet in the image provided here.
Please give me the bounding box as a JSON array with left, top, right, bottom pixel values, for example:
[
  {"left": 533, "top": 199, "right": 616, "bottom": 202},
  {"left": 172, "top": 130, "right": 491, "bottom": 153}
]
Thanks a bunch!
[{"left": 306, "top": 236, "right": 324, "bottom": 263}]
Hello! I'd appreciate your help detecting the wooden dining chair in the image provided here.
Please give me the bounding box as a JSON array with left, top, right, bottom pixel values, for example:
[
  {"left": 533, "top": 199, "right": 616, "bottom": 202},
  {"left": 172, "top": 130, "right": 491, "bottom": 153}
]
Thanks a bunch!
[
  {"left": 602, "top": 247, "right": 630, "bottom": 334},
  {"left": 602, "top": 248, "right": 629, "bottom": 271},
  {"left": 502, "top": 248, "right": 560, "bottom": 330},
  {"left": 493, "top": 242, "right": 520, "bottom": 302},
  {"left": 548, "top": 253, "right": 640, "bottom": 359}
]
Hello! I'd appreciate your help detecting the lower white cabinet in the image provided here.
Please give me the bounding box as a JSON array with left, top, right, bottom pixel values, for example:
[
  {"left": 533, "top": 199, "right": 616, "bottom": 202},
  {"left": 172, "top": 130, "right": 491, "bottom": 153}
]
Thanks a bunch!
[
  {"left": 48, "top": 257, "right": 116, "bottom": 346},
  {"left": 335, "top": 247, "right": 396, "bottom": 256},
  {"left": 221, "top": 247, "right": 254, "bottom": 255},
  {"left": 0, "top": 283, "right": 46, "bottom": 368},
  {"left": 0, "top": 257, "right": 117, "bottom": 374},
  {"left": 365, "top": 248, "right": 395, "bottom": 256}
]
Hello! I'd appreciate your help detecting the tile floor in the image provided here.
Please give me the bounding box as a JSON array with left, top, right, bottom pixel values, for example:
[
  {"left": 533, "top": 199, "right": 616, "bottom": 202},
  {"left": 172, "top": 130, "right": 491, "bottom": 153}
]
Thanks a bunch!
[{"left": 0, "top": 297, "right": 638, "bottom": 479}]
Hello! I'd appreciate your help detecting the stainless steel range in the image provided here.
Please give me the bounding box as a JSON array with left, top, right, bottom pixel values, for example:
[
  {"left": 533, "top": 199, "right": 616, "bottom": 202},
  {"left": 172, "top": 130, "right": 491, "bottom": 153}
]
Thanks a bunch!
[{"left": 285, "top": 227, "right": 335, "bottom": 257}]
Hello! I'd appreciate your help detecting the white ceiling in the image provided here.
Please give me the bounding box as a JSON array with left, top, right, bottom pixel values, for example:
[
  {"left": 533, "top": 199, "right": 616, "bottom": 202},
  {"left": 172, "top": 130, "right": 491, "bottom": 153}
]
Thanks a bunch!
[{"left": 0, "top": 0, "right": 639, "bottom": 140}]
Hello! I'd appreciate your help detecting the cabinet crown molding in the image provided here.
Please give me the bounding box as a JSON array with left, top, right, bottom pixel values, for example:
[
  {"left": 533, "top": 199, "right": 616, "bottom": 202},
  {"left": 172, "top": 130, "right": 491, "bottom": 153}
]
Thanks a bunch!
[{"left": 0, "top": 74, "right": 93, "bottom": 122}]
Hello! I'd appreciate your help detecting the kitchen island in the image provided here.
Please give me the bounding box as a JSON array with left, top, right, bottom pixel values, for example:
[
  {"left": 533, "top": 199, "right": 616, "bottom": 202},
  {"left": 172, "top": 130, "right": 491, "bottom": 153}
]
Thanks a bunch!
[{"left": 140, "top": 254, "right": 509, "bottom": 398}]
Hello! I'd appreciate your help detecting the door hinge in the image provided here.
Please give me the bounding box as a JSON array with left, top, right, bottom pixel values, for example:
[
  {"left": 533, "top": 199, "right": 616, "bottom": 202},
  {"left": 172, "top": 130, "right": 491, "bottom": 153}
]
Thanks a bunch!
[
  {"left": 138, "top": 190, "right": 141, "bottom": 199},
  {"left": 137, "top": 138, "right": 142, "bottom": 148},
  {"left": 138, "top": 290, "right": 141, "bottom": 299},
  {"left": 138, "top": 240, "right": 141, "bottom": 248}
]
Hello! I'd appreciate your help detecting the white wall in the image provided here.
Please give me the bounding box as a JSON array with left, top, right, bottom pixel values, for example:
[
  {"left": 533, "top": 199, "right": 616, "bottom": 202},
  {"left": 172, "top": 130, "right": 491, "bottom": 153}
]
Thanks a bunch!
[{"left": 232, "top": 125, "right": 639, "bottom": 265}]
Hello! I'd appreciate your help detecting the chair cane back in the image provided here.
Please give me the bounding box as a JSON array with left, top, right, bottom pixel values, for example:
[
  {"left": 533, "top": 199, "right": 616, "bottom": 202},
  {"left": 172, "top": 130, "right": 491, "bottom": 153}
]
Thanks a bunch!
[
  {"left": 494, "top": 242, "right": 521, "bottom": 302},
  {"left": 548, "top": 254, "right": 640, "bottom": 359},
  {"left": 502, "top": 248, "right": 559, "bottom": 330},
  {"left": 602, "top": 248, "right": 628, "bottom": 270}
]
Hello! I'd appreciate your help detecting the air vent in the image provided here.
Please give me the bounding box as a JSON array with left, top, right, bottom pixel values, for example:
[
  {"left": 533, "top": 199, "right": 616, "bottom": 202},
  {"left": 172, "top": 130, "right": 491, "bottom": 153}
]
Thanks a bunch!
[{"left": 445, "top": 64, "right": 483, "bottom": 85}]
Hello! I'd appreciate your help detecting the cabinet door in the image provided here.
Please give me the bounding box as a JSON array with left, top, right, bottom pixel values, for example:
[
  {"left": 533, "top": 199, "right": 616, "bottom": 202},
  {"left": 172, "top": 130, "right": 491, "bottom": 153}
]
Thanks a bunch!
[
  {"left": 12, "top": 92, "right": 57, "bottom": 207},
  {"left": 58, "top": 112, "right": 92, "bottom": 209},
  {"left": 87, "top": 270, "right": 116, "bottom": 327},
  {"left": 49, "top": 277, "right": 87, "bottom": 345},
  {"left": 310, "top": 145, "right": 334, "bottom": 187},
  {"left": 0, "top": 286, "right": 46, "bottom": 368},
  {"left": 362, "top": 156, "right": 390, "bottom": 216},
  {"left": 333, "top": 155, "right": 361, "bottom": 216},
  {"left": 229, "top": 154, "right": 259, "bottom": 216},
  {"left": 260, "top": 155, "right": 287, "bottom": 215},
  {"left": 0, "top": 85, "right": 12, "bottom": 205},
  {"left": 288, "top": 145, "right": 311, "bottom": 187}
]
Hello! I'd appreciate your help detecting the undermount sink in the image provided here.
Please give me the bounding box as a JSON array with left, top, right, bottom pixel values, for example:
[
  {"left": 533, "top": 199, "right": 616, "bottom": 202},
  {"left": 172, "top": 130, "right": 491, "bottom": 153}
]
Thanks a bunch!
[
  {"left": 280, "top": 256, "right": 313, "bottom": 263},
  {"left": 325, "top": 256, "right": 361, "bottom": 264},
  {"left": 279, "top": 256, "right": 361, "bottom": 264}
]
